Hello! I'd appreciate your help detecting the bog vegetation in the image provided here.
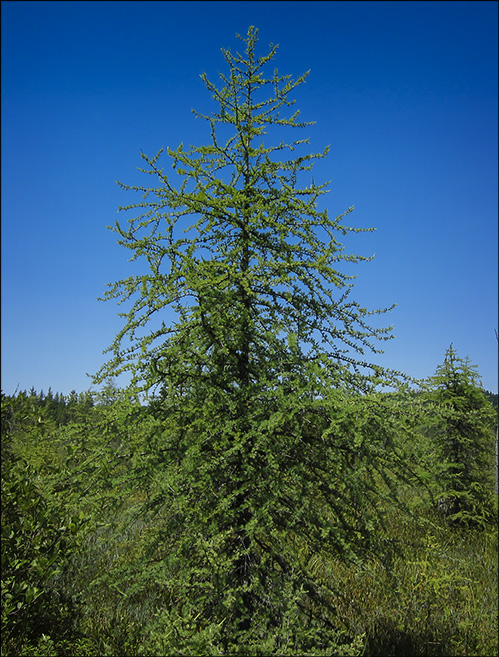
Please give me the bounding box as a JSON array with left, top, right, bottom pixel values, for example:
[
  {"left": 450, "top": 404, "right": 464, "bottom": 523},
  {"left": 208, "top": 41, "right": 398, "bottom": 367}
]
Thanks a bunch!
[{"left": 2, "top": 27, "right": 497, "bottom": 656}]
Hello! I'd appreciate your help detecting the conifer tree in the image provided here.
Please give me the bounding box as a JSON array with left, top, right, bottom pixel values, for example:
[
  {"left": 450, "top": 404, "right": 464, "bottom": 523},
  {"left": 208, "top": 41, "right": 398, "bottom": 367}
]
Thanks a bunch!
[
  {"left": 426, "top": 344, "right": 496, "bottom": 527},
  {"left": 94, "top": 27, "right": 413, "bottom": 653}
]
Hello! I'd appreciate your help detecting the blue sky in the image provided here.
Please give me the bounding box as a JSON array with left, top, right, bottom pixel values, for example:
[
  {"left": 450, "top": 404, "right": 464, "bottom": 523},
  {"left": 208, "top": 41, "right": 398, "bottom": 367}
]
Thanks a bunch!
[{"left": 1, "top": 0, "right": 498, "bottom": 396}]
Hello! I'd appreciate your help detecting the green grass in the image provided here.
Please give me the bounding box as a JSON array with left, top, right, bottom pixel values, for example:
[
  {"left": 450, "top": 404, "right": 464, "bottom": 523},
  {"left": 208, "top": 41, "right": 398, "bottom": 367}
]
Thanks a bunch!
[{"left": 323, "top": 508, "right": 498, "bottom": 656}]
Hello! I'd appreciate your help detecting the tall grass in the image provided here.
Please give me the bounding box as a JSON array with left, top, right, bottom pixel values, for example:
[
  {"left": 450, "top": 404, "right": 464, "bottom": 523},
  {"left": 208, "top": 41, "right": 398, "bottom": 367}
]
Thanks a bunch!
[{"left": 326, "top": 507, "right": 498, "bottom": 656}]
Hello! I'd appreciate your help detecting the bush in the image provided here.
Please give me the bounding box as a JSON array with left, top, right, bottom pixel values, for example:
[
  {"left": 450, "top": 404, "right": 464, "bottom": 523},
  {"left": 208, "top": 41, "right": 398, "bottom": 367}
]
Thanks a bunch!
[{"left": 1, "top": 447, "right": 84, "bottom": 655}]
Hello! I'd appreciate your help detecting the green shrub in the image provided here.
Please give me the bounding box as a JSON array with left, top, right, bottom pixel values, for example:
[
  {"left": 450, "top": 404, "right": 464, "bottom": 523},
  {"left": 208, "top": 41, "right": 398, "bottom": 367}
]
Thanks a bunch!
[{"left": 1, "top": 448, "right": 84, "bottom": 655}]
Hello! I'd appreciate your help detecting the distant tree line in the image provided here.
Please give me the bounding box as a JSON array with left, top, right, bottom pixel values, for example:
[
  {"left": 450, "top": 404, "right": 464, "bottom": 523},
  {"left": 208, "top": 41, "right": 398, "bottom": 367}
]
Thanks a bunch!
[{"left": 1, "top": 388, "right": 95, "bottom": 433}]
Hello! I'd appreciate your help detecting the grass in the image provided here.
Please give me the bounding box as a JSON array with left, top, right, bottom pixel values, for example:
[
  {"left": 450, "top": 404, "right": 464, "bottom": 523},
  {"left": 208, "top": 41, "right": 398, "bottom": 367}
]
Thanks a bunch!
[{"left": 326, "top": 507, "right": 498, "bottom": 656}]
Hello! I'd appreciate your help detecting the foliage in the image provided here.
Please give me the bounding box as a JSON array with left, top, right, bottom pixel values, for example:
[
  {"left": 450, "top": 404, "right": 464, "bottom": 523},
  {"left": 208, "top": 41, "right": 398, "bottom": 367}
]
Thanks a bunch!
[
  {"left": 323, "top": 508, "right": 498, "bottom": 657},
  {"left": 1, "top": 442, "right": 85, "bottom": 655},
  {"left": 96, "top": 26, "right": 399, "bottom": 399},
  {"left": 423, "top": 344, "right": 497, "bottom": 528},
  {"left": 1, "top": 383, "right": 497, "bottom": 655},
  {"left": 1, "top": 388, "right": 97, "bottom": 470},
  {"left": 88, "top": 25, "right": 423, "bottom": 653},
  {"left": 484, "top": 390, "right": 498, "bottom": 408},
  {"left": 3, "top": 25, "right": 497, "bottom": 657}
]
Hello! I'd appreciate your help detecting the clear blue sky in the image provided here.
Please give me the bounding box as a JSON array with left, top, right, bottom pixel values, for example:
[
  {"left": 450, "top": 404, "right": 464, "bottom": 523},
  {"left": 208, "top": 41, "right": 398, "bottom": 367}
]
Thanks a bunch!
[{"left": 2, "top": 0, "right": 498, "bottom": 396}]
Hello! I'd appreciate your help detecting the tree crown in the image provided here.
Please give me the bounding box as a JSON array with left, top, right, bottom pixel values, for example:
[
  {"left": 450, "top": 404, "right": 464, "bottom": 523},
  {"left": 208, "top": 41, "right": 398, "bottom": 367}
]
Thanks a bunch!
[{"left": 95, "top": 26, "right": 398, "bottom": 398}]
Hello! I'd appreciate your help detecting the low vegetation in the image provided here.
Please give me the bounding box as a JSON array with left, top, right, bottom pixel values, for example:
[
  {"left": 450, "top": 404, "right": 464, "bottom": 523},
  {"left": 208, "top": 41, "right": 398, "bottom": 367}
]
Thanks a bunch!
[{"left": 2, "top": 371, "right": 497, "bottom": 656}]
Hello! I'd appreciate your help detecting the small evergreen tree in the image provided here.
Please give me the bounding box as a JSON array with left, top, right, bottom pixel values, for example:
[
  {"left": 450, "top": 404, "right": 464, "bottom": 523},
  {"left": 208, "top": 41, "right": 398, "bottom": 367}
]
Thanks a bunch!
[
  {"left": 426, "top": 344, "right": 497, "bottom": 527},
  {"left": 94, "top": 27, "right": 414, "bottom": 653}
]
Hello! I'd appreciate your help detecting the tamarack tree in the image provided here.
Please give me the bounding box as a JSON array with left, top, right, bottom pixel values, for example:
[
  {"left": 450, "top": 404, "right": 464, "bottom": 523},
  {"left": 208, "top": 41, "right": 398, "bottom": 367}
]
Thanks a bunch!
[{"left": 94, "top": 27, "right": 414, "bottom": 654}]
